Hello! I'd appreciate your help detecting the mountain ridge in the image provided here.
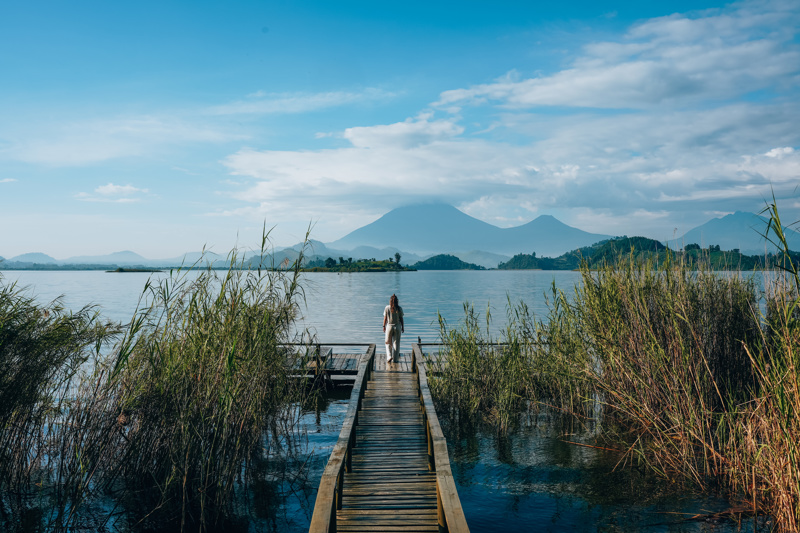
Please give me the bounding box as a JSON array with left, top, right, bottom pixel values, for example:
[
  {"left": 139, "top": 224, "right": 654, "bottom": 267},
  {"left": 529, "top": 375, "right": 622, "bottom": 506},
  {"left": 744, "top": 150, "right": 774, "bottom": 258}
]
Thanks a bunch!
[
  {"left": 328, "top": 203, "right": 612, "bottom": 257},
  {"left": 3, "top": 206, "right": 798, "bottom": 270}
]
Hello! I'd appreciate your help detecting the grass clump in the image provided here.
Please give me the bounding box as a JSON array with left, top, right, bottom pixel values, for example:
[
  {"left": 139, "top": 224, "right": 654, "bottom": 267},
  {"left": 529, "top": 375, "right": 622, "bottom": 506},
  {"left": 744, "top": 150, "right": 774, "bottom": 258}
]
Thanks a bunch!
[
  {"left": 574, "top": 257, "right": 759, "bottom": 483},
  {"left": 430, "top": 294, "right": 591, "bottom": 432},
  {"left": 104, "top": 243, "right": 309, "bottom": 529},
  {"left": 0, "top": 278, "right": 120, "bottom": 526},
  {"left": 0, "top": 235, "right": 315, "bottom": 531},
  {"left": 431, "top": 205, "right": 800, "bottom": 530}
]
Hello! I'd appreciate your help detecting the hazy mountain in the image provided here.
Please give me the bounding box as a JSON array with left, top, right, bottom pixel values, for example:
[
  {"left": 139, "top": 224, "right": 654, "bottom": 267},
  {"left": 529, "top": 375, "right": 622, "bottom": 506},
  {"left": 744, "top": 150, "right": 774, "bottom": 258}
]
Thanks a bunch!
[
  {"left": 672, "top": 211, "right": 800, "bottom": 255},
  {"left": 327, "top": 203, "right": 612, "bottom": 257},
  {"left": 158, "top": 251, "right": 228, "bottom": 267},
  {"left": 62, "top": 251, "right": 151, "bottom": 265},
  {"left": 450, "top": 251, "right": 510, "bottom": 269},
  {"left": 9, "top": 252, "right": 59, "bottom": 264},
  {"left": 503, "top": 215, "right": 614, "bottom": 257}
]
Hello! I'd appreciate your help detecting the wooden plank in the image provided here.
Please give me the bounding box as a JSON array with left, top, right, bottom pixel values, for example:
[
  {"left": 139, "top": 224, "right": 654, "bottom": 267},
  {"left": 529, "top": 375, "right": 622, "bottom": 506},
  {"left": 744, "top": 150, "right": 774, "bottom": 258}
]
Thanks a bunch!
[
  {"left": 310, "top": 345, "right": 469, "bottom": 533},
  {"left": 414, "top": 343, "right": 470, "bottom": 533},
  {"left": 309, "top": 345, "right": 375, "bottom": 533}
]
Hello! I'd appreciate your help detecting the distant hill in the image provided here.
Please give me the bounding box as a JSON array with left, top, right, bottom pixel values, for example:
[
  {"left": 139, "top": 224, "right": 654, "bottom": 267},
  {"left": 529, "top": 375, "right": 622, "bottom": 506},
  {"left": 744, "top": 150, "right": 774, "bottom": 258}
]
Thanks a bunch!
[
  {"left": 671, "top": 211, "right": 800, "bottom": 255},
  {"left": 62, "top": 250, "right": 150, "bottom": 266},
  {"left": 499, "top": 236, "right": 767, "bottom": 271},
  {"left": 449, "top": 251, "right": 510, "bottom": 269},
  {"left": 328, "top": 203, "right": 612, "bottom": 257},
  {"left": 413, "top": 254, "right": 485, "bottom": 270},
  {"left": 9, "top": 252, "right": 58, "bottom": 264}
]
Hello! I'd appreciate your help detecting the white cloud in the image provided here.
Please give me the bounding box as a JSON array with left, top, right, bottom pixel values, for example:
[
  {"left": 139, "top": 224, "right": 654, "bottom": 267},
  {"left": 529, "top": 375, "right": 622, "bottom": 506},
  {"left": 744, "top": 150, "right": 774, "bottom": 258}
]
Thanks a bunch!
[
  {"left": 95, "top": 183, "right": 148, "bottom": 196},
  {"left": 76, "top": 182, "right": 150, "bottom": 203},
  {"left": 0, "top": 178, "right": 16, "bottom": 183},
  {"left": 765, "top": 146, "right": 795, "bottom": 158},
  {"left": 342, "top": 113, "right": 463, "bottom": 149},
  {"left": 208, "top": 88, "right": 395, "bottom": 115},
  {"left": 435, "top": 1, "right": 800, "bottom": 110},
  {"left": 219, "top": 92, "right": 800, "bottom": 239}
]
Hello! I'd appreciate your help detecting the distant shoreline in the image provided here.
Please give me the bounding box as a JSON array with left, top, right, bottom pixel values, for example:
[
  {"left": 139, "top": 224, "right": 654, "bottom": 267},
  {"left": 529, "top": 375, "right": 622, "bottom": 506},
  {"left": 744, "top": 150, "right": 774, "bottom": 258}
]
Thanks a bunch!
[{"left": 106, "top": 267, "right": 164, "bottom": 273}]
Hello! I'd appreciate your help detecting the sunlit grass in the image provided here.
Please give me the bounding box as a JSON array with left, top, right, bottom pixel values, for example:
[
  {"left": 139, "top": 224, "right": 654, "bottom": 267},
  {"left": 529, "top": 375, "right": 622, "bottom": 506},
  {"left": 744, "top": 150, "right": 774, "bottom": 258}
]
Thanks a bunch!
[
  {"left": 0, "top": 233, "right": 316, "bottom": 531},
  {"left": 431, "top": 206, "right": 800, "bottom": 531}
]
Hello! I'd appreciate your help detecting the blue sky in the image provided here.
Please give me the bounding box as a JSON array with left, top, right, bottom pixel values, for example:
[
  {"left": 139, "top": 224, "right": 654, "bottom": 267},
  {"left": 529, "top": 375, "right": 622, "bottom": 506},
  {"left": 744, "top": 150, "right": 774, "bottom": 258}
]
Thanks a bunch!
[{"left": 1, "top": 0, "right": 798, "bottom": 258}]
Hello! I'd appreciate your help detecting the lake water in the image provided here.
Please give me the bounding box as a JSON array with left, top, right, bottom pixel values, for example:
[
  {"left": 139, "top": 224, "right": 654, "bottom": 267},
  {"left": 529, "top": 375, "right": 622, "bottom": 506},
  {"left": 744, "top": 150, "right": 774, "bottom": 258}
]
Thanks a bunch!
[
  {"left": 0, "top": 270, "right": 585, "bottom": 348},
  {"left": 0, "top": 270, "right": 761, "bottom": 532}
]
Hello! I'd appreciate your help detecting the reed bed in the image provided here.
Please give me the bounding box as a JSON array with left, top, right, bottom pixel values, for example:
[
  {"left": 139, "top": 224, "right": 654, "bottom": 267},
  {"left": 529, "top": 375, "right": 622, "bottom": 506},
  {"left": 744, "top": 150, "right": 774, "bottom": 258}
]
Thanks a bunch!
[
  {"left": 575, "top": 258, "right": 759, "bottom": 484},
  {"left": 430, "top": 294, "right": 591, "bottom": 432},
  {"left": 0, "top": 239, "right": 317, "bottom": 531},
  {"left": 104, "top": 246, "right": 309, "bottom": 530},
  {"left": 0, "top": 279, "right": 120, "bottom": 524},
  {"left": 430, "top": 204, "right": 800, "bottom": 531}
]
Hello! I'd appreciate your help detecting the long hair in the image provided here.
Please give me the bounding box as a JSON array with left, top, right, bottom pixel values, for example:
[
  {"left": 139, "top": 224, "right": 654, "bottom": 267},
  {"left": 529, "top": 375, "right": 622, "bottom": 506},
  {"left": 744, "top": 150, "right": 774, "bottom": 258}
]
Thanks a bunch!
[{"left": 389, "top": 294, "right": 399, "bottom": 313}]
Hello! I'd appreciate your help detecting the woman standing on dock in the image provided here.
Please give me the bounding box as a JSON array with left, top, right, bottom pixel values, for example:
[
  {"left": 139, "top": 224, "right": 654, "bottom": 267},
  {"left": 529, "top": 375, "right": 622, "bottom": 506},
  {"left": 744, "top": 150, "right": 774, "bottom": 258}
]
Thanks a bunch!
[{"left": 382, "top": 294, "right": 404, "bottom": 362}]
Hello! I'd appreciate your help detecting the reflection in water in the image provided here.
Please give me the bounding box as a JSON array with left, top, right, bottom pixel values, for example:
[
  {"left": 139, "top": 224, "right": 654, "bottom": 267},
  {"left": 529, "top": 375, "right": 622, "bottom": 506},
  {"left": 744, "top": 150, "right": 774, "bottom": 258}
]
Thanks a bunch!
[{"left": 441, "top": 410, "right": 764, "bottom": 533}]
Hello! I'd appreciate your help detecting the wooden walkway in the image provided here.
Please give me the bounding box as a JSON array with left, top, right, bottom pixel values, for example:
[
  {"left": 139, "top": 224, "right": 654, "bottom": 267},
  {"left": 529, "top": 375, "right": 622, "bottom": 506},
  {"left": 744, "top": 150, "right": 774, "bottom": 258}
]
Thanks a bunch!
[
  {"left": 293, "top": 345, "right": 420, "bottom": 385},
  {"left": 309, "top": 344, "right": 469, "bottom": 533}
]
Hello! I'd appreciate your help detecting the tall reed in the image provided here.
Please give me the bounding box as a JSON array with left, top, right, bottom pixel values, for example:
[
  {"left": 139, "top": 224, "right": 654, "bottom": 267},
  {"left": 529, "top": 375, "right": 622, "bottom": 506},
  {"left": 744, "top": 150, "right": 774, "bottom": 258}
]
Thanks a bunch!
[
  {"left": 574, "top": 256, "right": 759, "bottom": 482},
  {"left": 0, "top": 277, "right": 120, "bottom": 524},
  {"left": 720, "top": 199, "right": 800, "bottom": 529},
  {"left": 104, "top": 239, "right": 309, "bottom": 529},
  {"left": 429, "top": 293, "right": 591, "bottom": 431},
  {"left": 432, "top": 227, "right": 800, "bottom": 530},
  {"left": 0, "top": 234, "right": 315, "bottom": 531}
]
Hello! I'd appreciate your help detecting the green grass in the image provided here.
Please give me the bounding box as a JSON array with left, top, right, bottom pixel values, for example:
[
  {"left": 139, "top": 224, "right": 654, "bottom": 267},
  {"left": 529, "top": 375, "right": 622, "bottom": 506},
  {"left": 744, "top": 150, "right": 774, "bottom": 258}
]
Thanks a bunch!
[
  {"left": 431, "top": 207, "right": 800, "bottom": 531},
  {"left": 0, "top": 278, "right": 120, "bottom": 526},
  {"left": 0, "top": 234, "right": 317, "bottom": 531}
]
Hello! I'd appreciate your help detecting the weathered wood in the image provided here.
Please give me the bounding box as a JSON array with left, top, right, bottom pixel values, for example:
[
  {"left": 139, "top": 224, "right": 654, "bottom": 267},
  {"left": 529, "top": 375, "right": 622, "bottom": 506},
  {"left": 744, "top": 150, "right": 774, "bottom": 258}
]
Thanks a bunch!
[
  {"left": 309, "top": 345, "right": 375, "bottom": 533},
  {"left": 310, "top": 343, "right": 469, "bottom": 533},
  {"left": 414, "top": 343, "right": 471, "bottom": 533}
]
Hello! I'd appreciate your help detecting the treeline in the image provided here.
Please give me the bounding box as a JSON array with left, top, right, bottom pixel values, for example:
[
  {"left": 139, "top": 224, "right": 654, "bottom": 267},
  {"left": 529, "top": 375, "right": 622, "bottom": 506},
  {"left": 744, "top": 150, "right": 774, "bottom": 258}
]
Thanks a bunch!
[
  {"left": 305, "top": 253, "right": 485, "bottom": 272},
  {"left": 498, "top": 236, "right": 799, "bottom": 270},
  {"left": 412, "top": 254, "right": 484, "bottom": 270},
  {"left": 305, "top": 253, "right": 414, "bottom": 272}
]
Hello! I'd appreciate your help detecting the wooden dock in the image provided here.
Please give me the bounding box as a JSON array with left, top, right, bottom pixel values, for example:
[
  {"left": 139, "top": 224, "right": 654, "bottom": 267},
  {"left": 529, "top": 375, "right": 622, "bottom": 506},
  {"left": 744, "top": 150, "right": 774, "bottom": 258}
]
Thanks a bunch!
[
  {"left": 309, "top": 344, "right": 469, "bottom": 533},
  {"left": 292, "top": 344, "right": 420, "bottom": 385}
]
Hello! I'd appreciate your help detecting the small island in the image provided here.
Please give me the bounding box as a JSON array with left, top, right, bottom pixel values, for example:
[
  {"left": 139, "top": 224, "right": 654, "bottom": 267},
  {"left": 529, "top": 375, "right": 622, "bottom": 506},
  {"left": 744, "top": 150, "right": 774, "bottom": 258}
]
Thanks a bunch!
[
  {"left": 106, "top": 267, "right": 163, "bottom": 273},
  {"left": 304, "top": 253, "right": 415, "bottom": 272},
  {"left": 412, "top": 254, "right": 485, "bottom": 270}
]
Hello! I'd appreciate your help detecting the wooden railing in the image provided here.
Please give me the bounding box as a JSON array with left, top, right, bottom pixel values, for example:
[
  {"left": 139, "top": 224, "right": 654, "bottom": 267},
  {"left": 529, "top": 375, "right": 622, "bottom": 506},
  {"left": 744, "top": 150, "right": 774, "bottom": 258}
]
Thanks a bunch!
[
  {"left": 413, "top": 343, "right": 470, "bottom": 533},
  {"left": 308, "top": 344, "right": 375, "bottom": 533}
]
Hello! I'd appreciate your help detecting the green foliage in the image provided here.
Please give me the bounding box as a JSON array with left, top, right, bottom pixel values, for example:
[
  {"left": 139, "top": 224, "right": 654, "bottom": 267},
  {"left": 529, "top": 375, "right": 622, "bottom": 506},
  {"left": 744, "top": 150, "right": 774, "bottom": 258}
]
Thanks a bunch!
[
  {"left": 105, "top": 241, "right": 309, "bottom": 528},
  {"left": 428, "top": 295, "right": 591, "bottom": 431},
  {"left": 499, "top": 235, "right": 772, "bottom": 271},
  {"left": 0, "top": 233, "right": 314, "bottom": 530},
  {"left": 413, "top": 254, "right": 484, "bottom": 270},
  {"left": 0, "top": 277, "right": 121, "bottom": 526},
  {"left": 305, "top": 256, "right": 413, "bottom": 272}
]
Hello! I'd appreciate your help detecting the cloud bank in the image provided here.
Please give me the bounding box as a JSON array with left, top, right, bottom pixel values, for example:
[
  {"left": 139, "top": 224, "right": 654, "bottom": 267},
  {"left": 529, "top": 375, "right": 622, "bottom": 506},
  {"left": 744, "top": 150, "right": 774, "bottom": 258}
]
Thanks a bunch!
[{"left": 220, "top": 0, "right": 800, "bottom": 238}]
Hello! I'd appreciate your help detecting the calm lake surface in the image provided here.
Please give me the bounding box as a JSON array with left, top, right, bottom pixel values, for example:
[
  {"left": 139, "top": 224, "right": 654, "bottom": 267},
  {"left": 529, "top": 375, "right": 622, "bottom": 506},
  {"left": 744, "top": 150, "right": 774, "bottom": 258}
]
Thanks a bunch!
[
  {"left": 1, "top": 270, "right": 760, "bottom": 532},
  {"left": 0, "top": 270, "right": 585, "bottom": 348}
]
